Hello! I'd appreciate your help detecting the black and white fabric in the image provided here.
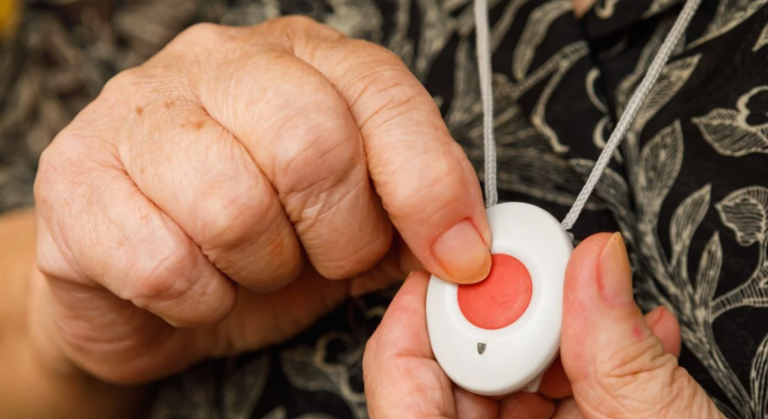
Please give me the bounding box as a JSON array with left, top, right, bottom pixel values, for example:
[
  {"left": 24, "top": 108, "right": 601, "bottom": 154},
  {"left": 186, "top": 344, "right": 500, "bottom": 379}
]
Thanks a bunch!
[{"left": 2, "top": 1, "right": 768, "bottom": 417}]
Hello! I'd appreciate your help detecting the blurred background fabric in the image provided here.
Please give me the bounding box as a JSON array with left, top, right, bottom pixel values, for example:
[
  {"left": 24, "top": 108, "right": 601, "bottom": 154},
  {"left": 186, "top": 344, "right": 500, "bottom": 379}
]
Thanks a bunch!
[
  {"left": 0, "top": 0, "right": 218, "bottom": 213},
  {"left": 5, "top": 1, "right": 768, "bottom": 418}
]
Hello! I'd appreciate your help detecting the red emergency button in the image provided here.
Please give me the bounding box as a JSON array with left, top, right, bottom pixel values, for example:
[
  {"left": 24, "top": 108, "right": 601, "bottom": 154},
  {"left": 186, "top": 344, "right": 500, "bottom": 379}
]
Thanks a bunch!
[{"left": 457, "top": 254, "right": 533, "bottom": 330}]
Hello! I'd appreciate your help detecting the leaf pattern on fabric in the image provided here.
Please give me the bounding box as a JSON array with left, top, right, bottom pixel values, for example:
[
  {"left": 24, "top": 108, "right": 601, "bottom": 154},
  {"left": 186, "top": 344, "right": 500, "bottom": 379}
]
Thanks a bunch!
[
  {"left": 611, "top": 32, "right": 691, "bottom": 182},
  {"left": 450, "top": 63, "right": 597, "bottom": 207},
  {"left": 512, "top": 0, "right": 572, "bottom": 80},
  {"left": 477, "top": 147, "right": 605, "bottom": 209},
  {"left": 633, "top": 54, "right": 700, "bottom": 134},
  {"left": 751, "top": 333, "right": 768, "bottom": 416},
  {"left": 224, "top": 354, "right": 271, "bottom": 416},
  {"left": 511, "top": 41, "right": 590, "bottom": 153},
  {"left": 687, "top": 0, "right": 768, "bottom": 49},
  {"left": 7, "top": 1, "right": 768, "bottom": 418},
  {"left": 693, "top": 86, "right": 768, "bottom": 157},
  {"left": 615, "top": 16, "right": 688, "bottom": 118},
  {"left": 324, "top": 0, "right": 384, "bottom": 40},
  {"left": 643, "top": 0, "right": 684, "bottom": 18},
  {"left": 490, "top": 0, "right": 532, "bottom": 51},
  {"left": 755, "top": 21, "right": 768, "bottom": 51},
  {"left": 263, "top": 407, "right": 287, "bottom": 419},
  {"left": 412, "top": 0, "right": 456, "bottom": 79},
  {"left": 670, "top": 184, "right": 711, "bottom": 287},
  {"left": 716, "top": 187, "right": 768, "bottom": 247},
  {"left": 638, "top": 120, "right": 684, "bottom": 223},
  {"left": 572, "top": 63, "right": 764, "bottom": 416},
  {"left": 382, "top": 0, "right": 415, "bottom": 67},
  {"left": 592, "top": 115, "right": 612, "bottom": 150},
  {"left": 278, "top": 296, "right": 382, "bottom": 419},
  {"left": 569, "top": 159, "right": 633, "bottom": 223},
  {"left": 594, "top": 0, "right": 619, "bottom": 19},
  {"left": 695, "top": 232, "right": 721, "bottom": 316},
  {"left": 693, "top": 109, "right": 768, "bottom": 156},
  {"left": 632, "top": 121, "right": 690, "bottom": 309},
  {"left": 585, "top": 67, "right": 624, "bottom": 162},
  {"left": 586, "top": 68, "right": 608, "bottom": 114},
  {"left": 628, "top": 150, "right": 768, "bottom": 418},
  {"left": 712, "top": 186, "right": 768, "bottom": 318},
  {"left": 149, "top": 354, "right": 271, "bottom": 419},
  {"left": 220, "top": 0, "right": 281, "bottom": 26}
]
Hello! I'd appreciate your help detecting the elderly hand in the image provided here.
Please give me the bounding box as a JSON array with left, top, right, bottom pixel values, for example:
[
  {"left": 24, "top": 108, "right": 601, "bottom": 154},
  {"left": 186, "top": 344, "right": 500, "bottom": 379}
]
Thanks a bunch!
[
  {"left": 30, "top": 16, "right": 492, "bottom": 386},
  {"left": 364, "top": 233, "right": 726, "bottom": 419}
]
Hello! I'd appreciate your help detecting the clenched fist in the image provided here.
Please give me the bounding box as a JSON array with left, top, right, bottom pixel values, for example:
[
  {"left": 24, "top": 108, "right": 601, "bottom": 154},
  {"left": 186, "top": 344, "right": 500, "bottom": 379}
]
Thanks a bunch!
[{"left": 31, "top": 17, "right": 492, "bottom": 386}]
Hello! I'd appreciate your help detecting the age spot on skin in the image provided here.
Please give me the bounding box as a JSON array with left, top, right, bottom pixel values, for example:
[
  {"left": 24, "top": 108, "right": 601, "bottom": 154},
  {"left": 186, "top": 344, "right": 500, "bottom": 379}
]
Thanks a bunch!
[
  {"left": 135, "top": 106, "right": 144, "bottom": 116},
  {"left": 180, "top": 120, "right": 206, "bottom": 130}
]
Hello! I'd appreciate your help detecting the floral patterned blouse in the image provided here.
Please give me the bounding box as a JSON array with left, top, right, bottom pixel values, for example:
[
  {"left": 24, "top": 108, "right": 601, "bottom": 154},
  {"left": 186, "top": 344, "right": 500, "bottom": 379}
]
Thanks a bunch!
[{"left": 2, "top": 0, "right": 768, "bottom": 418}]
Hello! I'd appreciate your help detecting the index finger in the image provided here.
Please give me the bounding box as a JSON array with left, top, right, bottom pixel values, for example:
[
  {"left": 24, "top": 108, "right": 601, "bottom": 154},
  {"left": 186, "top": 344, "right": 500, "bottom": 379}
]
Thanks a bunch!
[
  {"left": 271, "top": 18, "right": 491, "bottom": 284},
  {"left": 305, "top": 27, "right": 491, "bottom": 284}
]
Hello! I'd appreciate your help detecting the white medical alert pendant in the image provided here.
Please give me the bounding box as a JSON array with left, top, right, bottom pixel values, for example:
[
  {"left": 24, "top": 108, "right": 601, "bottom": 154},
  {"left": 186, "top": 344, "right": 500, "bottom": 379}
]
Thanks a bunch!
[{"left": 426, "top": 202, "right": 573, "bottom": 396}]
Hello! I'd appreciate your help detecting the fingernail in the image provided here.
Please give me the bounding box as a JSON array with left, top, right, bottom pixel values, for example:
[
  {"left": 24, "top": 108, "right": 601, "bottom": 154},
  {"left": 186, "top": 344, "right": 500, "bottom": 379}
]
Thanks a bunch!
[
  {"left": 646, "top": 306, "right": 666, "bottom": 328},
  {"left": 432, "top": 220, "right": 491, "bottom": 284},
  {"left": 598, "top": 232, "right": 634, "bottom": 307}
]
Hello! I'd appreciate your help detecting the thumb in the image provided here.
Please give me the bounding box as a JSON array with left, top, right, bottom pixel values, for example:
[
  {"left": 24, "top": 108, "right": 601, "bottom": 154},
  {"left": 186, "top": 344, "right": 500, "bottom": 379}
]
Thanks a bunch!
[{"left": 560, "top": 233, "right": 724, "bottom": 419}]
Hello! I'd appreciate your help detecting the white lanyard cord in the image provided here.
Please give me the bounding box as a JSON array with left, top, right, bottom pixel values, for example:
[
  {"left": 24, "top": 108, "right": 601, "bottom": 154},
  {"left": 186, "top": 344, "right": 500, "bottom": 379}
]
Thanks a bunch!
[
  {"left": 473, "top": 0, "right": 703, "bottom": 231},
  {"left": 475, "top": 0, "right": 498, "bottom": 208}
]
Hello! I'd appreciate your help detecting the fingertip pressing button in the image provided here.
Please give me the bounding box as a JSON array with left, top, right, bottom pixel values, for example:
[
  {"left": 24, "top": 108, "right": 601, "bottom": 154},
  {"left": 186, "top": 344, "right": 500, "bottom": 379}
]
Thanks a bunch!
[{"left": 457, "top": 254, "right": 533, "bottom": 330}]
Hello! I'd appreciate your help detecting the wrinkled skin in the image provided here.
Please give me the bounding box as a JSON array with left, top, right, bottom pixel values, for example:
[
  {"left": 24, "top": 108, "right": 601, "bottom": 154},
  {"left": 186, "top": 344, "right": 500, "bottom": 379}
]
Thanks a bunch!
[
  {"left": 31, "top": 17, "right": 493, "bottom": 385},
  {"left": 15, "top": 8, "right": 726, "bottom": 419},
  {"left": 364, "top": 233, "right": 726, "bottom": 419}
]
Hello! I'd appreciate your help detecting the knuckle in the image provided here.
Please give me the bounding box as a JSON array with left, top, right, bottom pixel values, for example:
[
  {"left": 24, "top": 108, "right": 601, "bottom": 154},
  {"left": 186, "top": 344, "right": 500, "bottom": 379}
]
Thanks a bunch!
[
  {"left": 363, "top": 87, "right": 423, "bottom": 133},
  {"left": 34, "top": 133, "right": 113, "bottom": 280},
  {"left": 588, "top": 336, "right": 695, "bottom": 418},
  {"left": 35, "top": 250, "right": 63, "bottom": 281},
  {"left": 350, "top": 38, "right": 404, "bottom": 64},
  {"left": 34, "top": 229, "right": 80, "bottom": 281},
  {"left": 274, "top": 119, "right": 360, "bottom": 213},
  {"left": 122, "top": 240, "right": 197, "bottom": 307},
  {"left": 266, "top": 15, "right": 337, "bottom": 40},
  {"left": 353, "top": 70, "right": 424, "bottom": 130},
  {"left": 318, "top": 224, "right": 392, "bottom": 280},
  {"left": 181, "top": 22, "right": 222, "bottom": 37},
  {"left": 601, "top": 335, "right": 667, "bottom": 379},
  {"left": 194, "top": 182, "right": 272, "bottom": 249},
  {"left": 338, "top": 45, "right": 424, "bottom": 127},
  {"left": 385, "top": 151, "right": 465, "bottom": 221},
  {"left": 102, "top": 67, "right": 145, "bottom": 97},
  {"left": 275, "top": 15, "right": 320, "bottom": 30},
  {"left": 172, "top": 22, "right": 233, "bottom": 48},
  {"left": 259, "top": 16, "right": 343, "bottom": 50},
  {"left": 34, "top": 146, "right": 60, "bottom": 204},
  {"left": 34, "top": 132, "right": 90, "bottom": 206}
]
